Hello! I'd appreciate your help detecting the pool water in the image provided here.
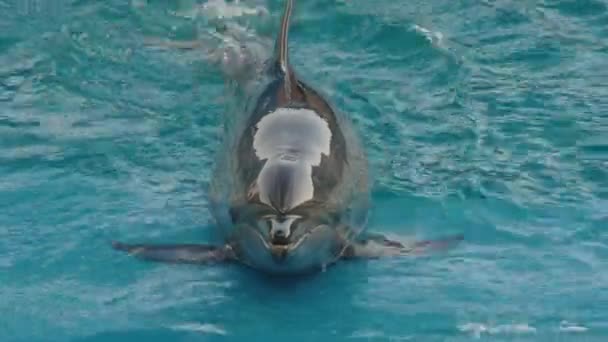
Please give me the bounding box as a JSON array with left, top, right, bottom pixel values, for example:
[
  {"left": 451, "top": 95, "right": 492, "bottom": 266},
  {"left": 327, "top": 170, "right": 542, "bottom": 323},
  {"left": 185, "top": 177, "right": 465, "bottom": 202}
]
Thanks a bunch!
[{"left": 1, "top": 0, "right": 607, "bottom": 341}]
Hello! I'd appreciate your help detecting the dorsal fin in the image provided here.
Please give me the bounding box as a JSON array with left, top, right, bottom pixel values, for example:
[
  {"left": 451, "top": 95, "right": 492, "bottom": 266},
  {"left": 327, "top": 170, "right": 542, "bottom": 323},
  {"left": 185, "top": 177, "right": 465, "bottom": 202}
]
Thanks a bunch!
[{"left": 274, "top": 0, "right": 296, "bottom": 100}]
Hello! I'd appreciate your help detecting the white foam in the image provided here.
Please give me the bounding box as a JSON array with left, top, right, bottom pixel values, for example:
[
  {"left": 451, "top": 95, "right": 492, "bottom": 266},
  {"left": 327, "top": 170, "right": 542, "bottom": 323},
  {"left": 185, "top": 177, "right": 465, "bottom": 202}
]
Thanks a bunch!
[
  {"left": 349, "top": 329, "right": 384, "bottom": 339},
  {"left": 559, "top": 321, "right": 589, "bottom": 333},
  {"left": 200, "top": 0, "right": 268, "bottom": 20},
  {"left": 458, "top": 322, "right": 536, "bottom": 339},
  {"left": 170, "top": 322, "right": 228, "bottom": 335},
  {"left": 412, "top": 24, "right": 444, "bottom": 47}
]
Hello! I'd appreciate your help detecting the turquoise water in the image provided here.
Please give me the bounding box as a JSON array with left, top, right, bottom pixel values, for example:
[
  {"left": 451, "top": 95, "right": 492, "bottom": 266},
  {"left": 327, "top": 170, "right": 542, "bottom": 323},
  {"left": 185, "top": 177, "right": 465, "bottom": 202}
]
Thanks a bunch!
[{"left": 1, "top": 0, "right": 607, "bottom": 340}]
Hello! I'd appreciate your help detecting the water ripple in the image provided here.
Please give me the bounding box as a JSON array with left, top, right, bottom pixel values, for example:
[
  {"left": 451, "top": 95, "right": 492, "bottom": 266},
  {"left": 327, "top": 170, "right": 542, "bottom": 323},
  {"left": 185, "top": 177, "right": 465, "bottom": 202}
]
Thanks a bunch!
[{"left": 1, "top": 0, "right": 607, "bottom": 341}]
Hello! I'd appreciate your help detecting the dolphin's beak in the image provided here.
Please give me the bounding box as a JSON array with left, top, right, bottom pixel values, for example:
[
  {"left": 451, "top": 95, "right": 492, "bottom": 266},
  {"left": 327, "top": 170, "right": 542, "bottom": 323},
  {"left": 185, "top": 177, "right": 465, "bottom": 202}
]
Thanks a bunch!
[
  {"left": 252, "top": 224, "right": 327, "bottom": 264},
  {"left": 264, "top": 233, "right": 308, "bottom": 263}
]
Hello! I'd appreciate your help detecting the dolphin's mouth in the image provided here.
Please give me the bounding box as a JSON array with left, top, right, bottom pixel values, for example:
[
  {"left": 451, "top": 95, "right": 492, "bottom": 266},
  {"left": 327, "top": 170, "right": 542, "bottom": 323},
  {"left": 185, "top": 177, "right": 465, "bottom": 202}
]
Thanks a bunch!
[
  {"left": 270, "top": 233, "right": 289, "bottom": 246},
  {"left": 254, "top": 225, "right": 325, "bottom": 262},
  {"left": 232, "top": 223, "right": 345, "bottom": 272}
]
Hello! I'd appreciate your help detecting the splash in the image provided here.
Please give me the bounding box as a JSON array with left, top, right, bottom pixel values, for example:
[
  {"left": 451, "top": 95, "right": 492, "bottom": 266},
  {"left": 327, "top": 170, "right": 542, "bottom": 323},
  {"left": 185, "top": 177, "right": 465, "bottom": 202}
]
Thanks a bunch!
[
  {"left": 410, "top": 24, "right": 463, "bottom": 63},
  {"left": 458, "top": 322, "right": 537, "bottom": 339},
  {"left": 139, "top": 0, "right": 273, "bottom": 90},
  {"left": 170, "top": 322, "right": 228, "bottom": 335},
  {"left": 559, "top": 320, "right": 588, "bottom": 333},
  {"left": 412, "top": 24, "right": 444, "bottom": 47},
  {"left": 199, "top": 0, "right": 269, "bottom": 20}
]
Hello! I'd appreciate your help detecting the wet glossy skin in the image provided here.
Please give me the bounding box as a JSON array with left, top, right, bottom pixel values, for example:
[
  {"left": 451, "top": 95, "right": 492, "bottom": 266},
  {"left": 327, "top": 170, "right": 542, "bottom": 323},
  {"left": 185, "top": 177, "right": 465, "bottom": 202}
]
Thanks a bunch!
[
  {"left": 230, "top": 108, "right": 345, "bottom": 272},
  {"left": 230, "top": 216, "right": 346, "bottom": 274},
  {"left": 204, "top": 0, "right": 369, "bottom": 272},
  {"left": 251, "top": 107, "right": 332, "bottom": 210},
  {"left": 237, "top": 77, "right": 348, "bottom": 204}
]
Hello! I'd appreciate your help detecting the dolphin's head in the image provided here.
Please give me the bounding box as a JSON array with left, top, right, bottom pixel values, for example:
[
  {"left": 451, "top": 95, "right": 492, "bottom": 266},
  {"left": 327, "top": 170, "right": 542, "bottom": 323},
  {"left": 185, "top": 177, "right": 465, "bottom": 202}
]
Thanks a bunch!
[
  {"left": 229, "top": 204, "right": 348, "bottom": 274},
  {"left": 226, "top": 105, "right": 370, "bottom": 273}
]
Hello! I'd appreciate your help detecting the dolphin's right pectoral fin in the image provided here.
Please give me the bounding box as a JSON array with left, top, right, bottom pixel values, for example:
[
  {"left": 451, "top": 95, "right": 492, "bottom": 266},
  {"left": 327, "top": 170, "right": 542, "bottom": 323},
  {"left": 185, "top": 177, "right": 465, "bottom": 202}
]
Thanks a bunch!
[
  {"left": 111, "top": 241, "right": 235, "bottom": 265},
  {"left": 342, "top": 233, "right": 464, "bottom": 259}
]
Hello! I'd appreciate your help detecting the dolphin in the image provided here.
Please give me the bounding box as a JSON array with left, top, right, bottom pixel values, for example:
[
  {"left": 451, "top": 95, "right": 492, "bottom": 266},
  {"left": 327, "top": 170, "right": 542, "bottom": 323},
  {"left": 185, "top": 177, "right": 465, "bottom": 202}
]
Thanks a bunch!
[{"left": 112, "top": 0, "right": 463, "bottom": 275}]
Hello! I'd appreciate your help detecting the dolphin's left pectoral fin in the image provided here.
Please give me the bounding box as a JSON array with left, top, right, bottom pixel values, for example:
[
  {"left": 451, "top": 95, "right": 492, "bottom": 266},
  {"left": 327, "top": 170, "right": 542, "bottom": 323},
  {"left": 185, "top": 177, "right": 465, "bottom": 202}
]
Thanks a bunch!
[
  {"left": 342, "top": 233, "right": 464, "bottom": 259},
  {"left": 111, "top": 241, "right": 235, "bottom": 265}
]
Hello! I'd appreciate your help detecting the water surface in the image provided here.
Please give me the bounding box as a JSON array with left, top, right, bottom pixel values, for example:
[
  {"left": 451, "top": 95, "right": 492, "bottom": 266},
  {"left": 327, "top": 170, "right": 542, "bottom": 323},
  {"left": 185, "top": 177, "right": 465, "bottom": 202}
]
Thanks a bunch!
[{"left": 1, "top": 0, "right": 607, "bottom": 341}]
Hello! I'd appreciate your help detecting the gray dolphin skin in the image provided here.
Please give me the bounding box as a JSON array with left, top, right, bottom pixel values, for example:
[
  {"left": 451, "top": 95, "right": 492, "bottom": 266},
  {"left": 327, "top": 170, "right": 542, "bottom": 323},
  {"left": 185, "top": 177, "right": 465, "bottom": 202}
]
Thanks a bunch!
[{"left": 112, "top": 0, "right": 463, "bottom": 275}]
